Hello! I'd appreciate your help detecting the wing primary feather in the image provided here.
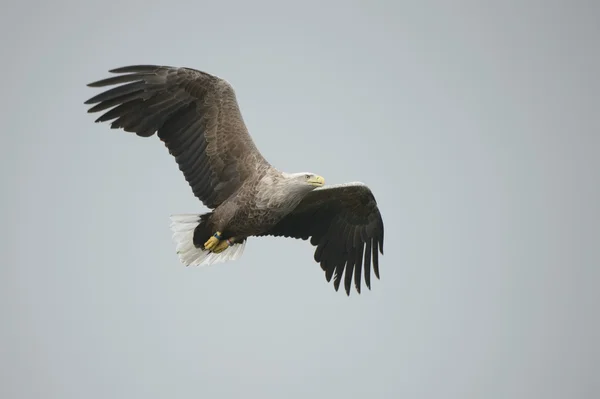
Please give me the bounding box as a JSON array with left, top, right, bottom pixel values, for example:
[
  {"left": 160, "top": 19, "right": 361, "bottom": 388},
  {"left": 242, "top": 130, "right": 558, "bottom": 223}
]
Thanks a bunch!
[
  {"left": 87, "top": 73, "right": 152, "bottom": 88},
  {"left": 333, "top": 258, "right": 345, "bottom": 292},
  {"left": 344, "top": 253, "right": 355, "bottom": 296},
  {"left": 364, "top": 239, "right": 372, "bottom": 289},
  {"left": 87, "top": 91, "right": 148, "bottom": 113},
  {"left": 314, "top": 239, "right": 328, "bottom": 262},
  {"left": 324, "top": 260, "right": 335, "bottom": 282},
  {"left": 95, "top": 99, "right": 142, "bottom": 123},
  {"left": 373, "top": 239, "right": 380, "bottom": 279},
  {"left": 110, "top": 108, "right": 147, "bottom": 132},
  {"left": 343, "top": 226, "right": 360, "bottom": 295},
  {"left": 108, "top": 65, "right": 163, "bottom": 73},
  {"left": 355, "top": 243, "right": 364, "bottom": 294},
  {"left": 84, "top": 81, "right": 146, "bottom": 104}
]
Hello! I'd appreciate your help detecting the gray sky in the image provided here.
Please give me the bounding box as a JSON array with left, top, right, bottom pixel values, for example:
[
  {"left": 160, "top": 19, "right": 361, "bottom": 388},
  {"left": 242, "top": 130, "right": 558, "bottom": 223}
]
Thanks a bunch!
[{"left": 1, "top": 0, "right": 598, "bottom": 398}]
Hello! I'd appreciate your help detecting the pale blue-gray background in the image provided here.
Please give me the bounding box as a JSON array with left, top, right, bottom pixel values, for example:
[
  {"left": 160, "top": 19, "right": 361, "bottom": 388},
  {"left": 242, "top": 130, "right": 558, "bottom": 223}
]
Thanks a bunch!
[{"left": 1, "top": 0, "right": 598, "bottom": 398}]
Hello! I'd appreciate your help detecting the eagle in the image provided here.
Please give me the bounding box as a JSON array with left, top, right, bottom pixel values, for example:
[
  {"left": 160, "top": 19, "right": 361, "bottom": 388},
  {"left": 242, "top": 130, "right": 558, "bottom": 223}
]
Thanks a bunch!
[{"left": 84, "top": 64, "right": 384, "bottom": 295}]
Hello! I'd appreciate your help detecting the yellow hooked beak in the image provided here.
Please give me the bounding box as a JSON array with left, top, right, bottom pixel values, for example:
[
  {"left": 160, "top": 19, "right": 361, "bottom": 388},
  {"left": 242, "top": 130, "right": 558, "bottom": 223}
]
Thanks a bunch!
[{"left": 308, "top": 175, "right": 325, "bottom": 187}]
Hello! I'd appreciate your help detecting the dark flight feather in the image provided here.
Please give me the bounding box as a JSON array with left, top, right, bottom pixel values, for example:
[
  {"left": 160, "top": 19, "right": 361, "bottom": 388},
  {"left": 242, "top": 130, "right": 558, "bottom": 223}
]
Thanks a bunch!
[
  {"left": 85, "top": 65, "right": 270, "bottom": 209},
  {"left": 259, "top": 183, "right": 384, "bottom": 295}
]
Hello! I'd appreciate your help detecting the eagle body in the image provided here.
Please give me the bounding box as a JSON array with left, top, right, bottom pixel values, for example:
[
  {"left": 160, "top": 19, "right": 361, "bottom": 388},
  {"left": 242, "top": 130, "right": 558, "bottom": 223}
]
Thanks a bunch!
[
  {"left": 204, "top": 169, "right": 317, "bottom": 240},
  {"left": 85, "top": 65, "right": 384, "bottom": 295}
]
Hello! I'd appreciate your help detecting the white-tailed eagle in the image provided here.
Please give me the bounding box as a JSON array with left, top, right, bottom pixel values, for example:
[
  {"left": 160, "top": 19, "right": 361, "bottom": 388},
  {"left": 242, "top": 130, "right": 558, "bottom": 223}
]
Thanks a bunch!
[{"left": 85, "top": 64, "right": 384, "bottom": 295}]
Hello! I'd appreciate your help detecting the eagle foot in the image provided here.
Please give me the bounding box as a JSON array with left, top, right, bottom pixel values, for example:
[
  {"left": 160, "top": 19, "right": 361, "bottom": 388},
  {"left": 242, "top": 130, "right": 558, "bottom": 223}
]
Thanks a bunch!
[
  {"left": 212, "top": 238, "right": 235, "bottom": 254},
  {"left": 204, "top": 232, "right": 223, "bottom": 251}
]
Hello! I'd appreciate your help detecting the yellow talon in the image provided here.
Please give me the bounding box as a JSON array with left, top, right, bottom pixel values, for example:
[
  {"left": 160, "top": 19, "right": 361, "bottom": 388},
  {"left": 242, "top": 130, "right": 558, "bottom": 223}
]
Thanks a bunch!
[
  {"left": 204, "top": 231, "right": 222, "bottom": 251},
  {"left": 212, "top": 240, "right": 230, "bottom": 254}
]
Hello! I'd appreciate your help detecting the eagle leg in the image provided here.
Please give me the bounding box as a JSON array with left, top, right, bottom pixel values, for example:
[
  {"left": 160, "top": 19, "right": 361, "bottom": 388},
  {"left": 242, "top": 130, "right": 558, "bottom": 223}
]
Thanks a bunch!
[
  {"left": 204, "top": 231, "right": 223, "bottom": 251},
  {"left": 212, "top": 237, "right": 236, "bottom": 254}
]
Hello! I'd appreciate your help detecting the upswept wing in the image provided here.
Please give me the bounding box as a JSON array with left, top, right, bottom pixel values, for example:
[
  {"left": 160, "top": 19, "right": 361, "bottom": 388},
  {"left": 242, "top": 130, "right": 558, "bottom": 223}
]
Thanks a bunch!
[
  {"left": 260, "top": 182, "right": 384, "bottom": 295},
  {"left": 85, "top": 65, "right": 269, "bottom": 209}
]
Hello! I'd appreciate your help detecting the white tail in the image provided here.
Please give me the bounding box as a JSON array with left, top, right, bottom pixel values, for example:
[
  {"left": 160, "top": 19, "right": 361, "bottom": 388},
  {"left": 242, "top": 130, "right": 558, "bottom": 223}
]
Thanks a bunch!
[{"left": 169, "top": 214, "right": 247, "bottom": 266}]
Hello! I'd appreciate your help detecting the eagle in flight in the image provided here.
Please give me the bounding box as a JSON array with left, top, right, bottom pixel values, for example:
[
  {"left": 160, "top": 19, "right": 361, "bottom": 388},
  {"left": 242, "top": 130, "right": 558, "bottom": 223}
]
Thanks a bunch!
[{"left": 85, "top": 64, "right": 384, "bottom": 295}]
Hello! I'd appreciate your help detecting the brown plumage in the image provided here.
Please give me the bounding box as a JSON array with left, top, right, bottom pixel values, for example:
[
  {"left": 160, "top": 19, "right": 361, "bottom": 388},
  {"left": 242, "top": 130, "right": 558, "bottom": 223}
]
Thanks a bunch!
[{"left": 85, "top": 64, "right": 384, "bottom": 295}]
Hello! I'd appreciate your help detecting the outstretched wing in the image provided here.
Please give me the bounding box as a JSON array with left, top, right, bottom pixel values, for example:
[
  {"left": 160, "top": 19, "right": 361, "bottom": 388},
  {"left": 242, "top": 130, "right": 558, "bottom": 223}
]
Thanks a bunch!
[
  {"left": 260, "top": 182, "right": 384, "bottom": 295},
  {"left": 85, "top": 65, "right": 269, "bottom": 209}
]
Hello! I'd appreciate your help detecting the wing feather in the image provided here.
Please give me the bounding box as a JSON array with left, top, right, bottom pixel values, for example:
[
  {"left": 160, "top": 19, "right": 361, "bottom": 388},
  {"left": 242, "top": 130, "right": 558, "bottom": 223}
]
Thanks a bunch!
[
  {"left": 364, "top": 238, "right": 372, "bottom": 289},
  {"left": 85, "top": 65, "right": 270, "bottom": 209},
  {"left": 259, "top": 182, "right": 384, "bottom": 295}
]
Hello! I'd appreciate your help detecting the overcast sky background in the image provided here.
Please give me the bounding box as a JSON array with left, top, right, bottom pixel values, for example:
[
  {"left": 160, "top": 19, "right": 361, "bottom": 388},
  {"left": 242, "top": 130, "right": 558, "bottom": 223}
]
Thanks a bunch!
[{"left": 1, "top": 0, "right": 598, "bottom": 398}]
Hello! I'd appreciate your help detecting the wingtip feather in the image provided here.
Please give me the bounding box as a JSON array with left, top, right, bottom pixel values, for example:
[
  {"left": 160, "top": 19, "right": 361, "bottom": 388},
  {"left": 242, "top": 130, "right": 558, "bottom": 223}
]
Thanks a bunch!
[{"left": 108, "top": 64, "right": 164, "bottom": 73}]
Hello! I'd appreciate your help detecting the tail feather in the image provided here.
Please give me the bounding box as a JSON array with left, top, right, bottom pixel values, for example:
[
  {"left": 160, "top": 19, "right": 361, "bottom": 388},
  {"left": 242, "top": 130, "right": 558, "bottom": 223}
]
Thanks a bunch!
[{"left": 169, "top": 213, "right": 246, "bottom": 266}]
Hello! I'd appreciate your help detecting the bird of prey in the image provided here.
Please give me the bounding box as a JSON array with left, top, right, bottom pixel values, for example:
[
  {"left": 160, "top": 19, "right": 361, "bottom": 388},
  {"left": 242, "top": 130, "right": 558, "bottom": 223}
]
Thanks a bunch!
[{"left": 84, "top": 64, "right": 384, "bottom": 295}]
